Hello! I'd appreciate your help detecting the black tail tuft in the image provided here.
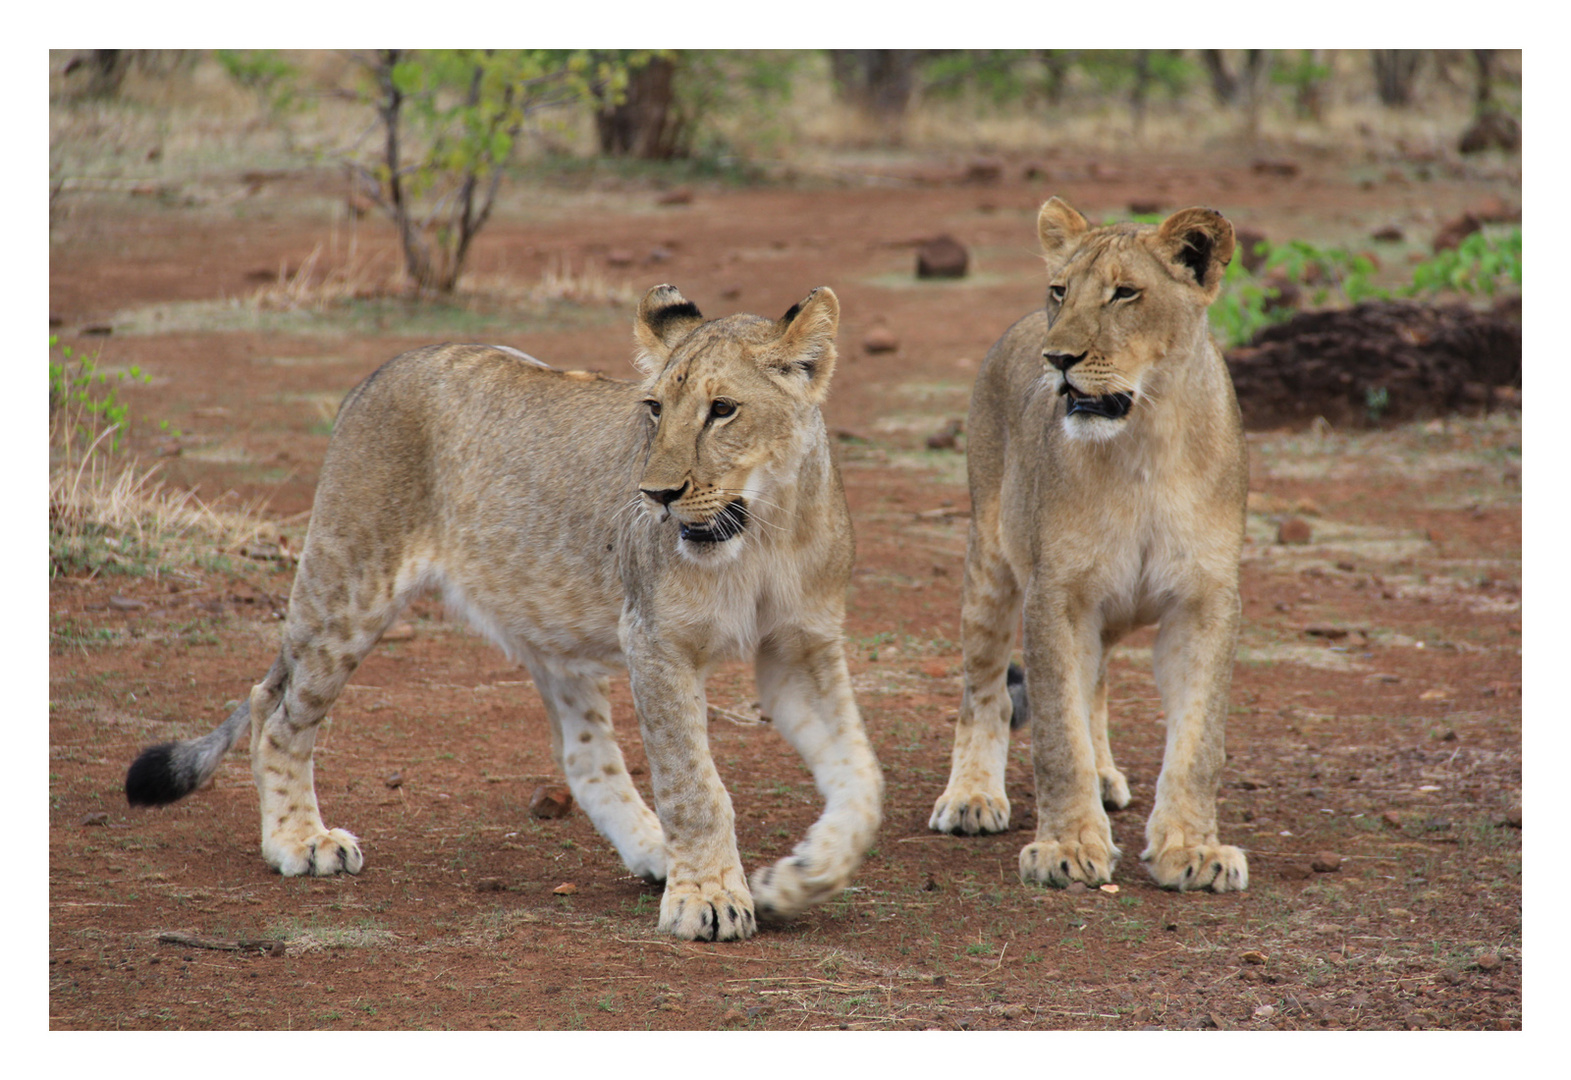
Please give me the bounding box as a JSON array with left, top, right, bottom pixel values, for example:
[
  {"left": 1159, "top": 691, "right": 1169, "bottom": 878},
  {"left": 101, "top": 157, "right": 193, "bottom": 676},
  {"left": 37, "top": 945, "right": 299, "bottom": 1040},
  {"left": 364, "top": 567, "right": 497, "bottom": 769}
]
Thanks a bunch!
[
  {"left": 125, "top": 742, "right": 200, "bottom": 806},
  {"left": 1007, "top": 662, "right": 1030, "bottom": 730}
]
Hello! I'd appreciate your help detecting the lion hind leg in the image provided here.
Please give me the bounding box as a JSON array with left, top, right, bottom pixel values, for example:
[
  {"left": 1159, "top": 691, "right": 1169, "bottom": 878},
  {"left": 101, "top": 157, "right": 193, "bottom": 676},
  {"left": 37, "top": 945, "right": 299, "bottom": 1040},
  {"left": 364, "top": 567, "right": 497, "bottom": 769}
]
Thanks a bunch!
[
  {"left": 526, "top": 659, "right": 667, "bottom": 883},
  {"left": 748, "top": 633, "right": 883, "bottom": 922}
]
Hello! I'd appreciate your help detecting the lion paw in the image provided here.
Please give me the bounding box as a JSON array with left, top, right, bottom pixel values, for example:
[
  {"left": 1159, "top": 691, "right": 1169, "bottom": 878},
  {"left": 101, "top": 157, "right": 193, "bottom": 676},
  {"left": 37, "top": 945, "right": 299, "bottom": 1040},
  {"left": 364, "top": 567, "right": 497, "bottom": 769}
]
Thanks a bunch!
[
  {"left": 265, "top": 828, "right": 364, "bottom": 877},
  {"left": 1100, "top": 768, "right": 1132, "bottom": 810},
  {"left": 929, "top": 788, "right": 1011, "bottom": 835},
  {"left": 1143, "top": 842, "right": 1248, "bottom": 892},
  {"left": 749, "top": 854, "right": 847, "bottom": 923},
  {"left": 659, "top": 876, "right": 756, "bottom": 942},
  {"left": 1019, "top": 834, "right": 1120, "bottom": 887}
]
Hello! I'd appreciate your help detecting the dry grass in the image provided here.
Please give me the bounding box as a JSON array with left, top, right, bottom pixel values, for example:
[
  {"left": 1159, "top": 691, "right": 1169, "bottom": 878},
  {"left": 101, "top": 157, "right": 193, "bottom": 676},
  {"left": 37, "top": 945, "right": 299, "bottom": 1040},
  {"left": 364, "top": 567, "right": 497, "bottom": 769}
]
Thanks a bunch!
[{"left": 49, "top": 359, "right": 279, "bottom": 580}]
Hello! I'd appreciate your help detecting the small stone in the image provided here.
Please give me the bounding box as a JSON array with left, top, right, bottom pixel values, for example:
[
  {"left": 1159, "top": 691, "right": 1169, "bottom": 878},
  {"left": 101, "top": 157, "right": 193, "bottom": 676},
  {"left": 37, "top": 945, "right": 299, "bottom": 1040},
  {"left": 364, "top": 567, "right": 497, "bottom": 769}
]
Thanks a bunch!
[
  {"left": 1066, "top": 881, "right": 1090, "bottom": 894},
  {"left": 1310, "top": 851, "right": 1344, "bottom": 873},
  {"left": 1099, "top": 883, "right": 1120, "bottom": 895},
  {"left": 862, "top": 326, "right": 899, "bottom": 354},
  {"left": 552, "top": 882, "right": 577, "bottom": 895},
  {"left": 1276, "top": 517, "right": 1312, "bottom": 545},
  {"left": 1240, "top": 950, "right": 1268, "bottom": 965},
  {"left": 384, "top": 771, "right": 403, "bottom": 789},
  {"left": 916, "top": 235, "right": 969, "bottom": 279},
  {"left": 79, "top": 812, "right": 110, "bottom": 827},
  {"left": 1381, "top": 811, "right": 1403, "bottom": 828},
  {"left": 1280, "top": 864, "right": 1312, "bottom": 881},
  {"left": 963, "top": 158, "right": 1003, "bottom": 184},
  {"left": 1002, "top": 1004, "right": 1024, "bottom": 1020},
  {"left": 720, "top": 1007, "right": 745, "bottom": 1024},
  {"left": 925, "top": 419, "right": 964, "bottom": 450},
  {"left": 1371, "top": 224, "right": 1405, "bottom": 243},
  {"left": 1433, "top": 212, "right": 1482, "bottom": 253},
  {"left": 529, "top": 785, "right": 574, "bottom": 819},
  {"left": 475, "top": 878, "right": 507, "bottom": 892},
  {"left": 1253, "top": 1004, "right": 1277, "bottom": 1020},
  {"left": 1475, "top": 952, "right": 1501, "bottom": 971}
]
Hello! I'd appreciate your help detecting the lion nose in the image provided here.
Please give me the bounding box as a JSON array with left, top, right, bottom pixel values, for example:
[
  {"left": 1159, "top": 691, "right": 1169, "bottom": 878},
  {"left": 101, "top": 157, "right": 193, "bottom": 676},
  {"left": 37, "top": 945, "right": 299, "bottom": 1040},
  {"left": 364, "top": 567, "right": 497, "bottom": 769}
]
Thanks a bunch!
[
  {"left": 641, "top": 483, "right": 687, "bottom": 506},
  {"left": 1044, "top": 350, "right": 1086, "bottom": 373}
]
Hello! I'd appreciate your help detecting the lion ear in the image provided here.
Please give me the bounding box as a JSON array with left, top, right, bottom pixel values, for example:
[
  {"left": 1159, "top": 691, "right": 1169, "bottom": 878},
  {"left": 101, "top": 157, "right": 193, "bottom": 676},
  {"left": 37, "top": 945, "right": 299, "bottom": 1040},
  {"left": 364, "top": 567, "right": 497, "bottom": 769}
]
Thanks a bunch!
[
  {"left": 632, "top": 284, "right": 704, "bottom": 376},
  {"left": 765, "top": 286, "right": 839, "bottom": 404},
  {"left": 1037, "top": 197, "right": 1091, "bottom": 267},
  {"left": 1152, "top": 207, "right": 1236, "bottom": 301}
]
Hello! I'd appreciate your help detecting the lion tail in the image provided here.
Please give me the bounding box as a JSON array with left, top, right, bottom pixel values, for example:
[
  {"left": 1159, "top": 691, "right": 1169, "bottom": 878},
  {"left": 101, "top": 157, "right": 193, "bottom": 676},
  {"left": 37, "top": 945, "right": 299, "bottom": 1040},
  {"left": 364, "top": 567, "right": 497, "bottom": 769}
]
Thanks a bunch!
[
  {"left": 1006, "top": 662, "right": 1030, "bottom": 730},
  {"left": 124, "top": 663, "right": 276, "bottom": 805}
]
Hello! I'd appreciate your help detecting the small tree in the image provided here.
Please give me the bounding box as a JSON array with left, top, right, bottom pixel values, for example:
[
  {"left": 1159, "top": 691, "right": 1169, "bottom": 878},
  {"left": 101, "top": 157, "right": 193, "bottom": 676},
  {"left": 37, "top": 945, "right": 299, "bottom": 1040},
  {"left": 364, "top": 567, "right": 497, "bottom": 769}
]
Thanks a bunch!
[{"left": 345, "top": 49, "right": 618, "bottom": 294}]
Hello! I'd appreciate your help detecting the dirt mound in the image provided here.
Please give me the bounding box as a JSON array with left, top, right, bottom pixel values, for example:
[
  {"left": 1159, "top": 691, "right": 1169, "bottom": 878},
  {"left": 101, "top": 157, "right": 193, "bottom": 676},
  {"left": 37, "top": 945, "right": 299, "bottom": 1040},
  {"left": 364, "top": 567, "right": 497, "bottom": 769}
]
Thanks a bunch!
[{"left": 1227, "top": 299, "right": 1521, "bottom": 430}]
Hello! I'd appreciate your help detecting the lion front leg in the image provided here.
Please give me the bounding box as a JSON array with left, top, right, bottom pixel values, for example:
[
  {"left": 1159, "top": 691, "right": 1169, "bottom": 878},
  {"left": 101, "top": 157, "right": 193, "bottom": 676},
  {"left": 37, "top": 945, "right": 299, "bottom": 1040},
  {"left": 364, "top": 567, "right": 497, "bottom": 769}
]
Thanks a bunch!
[
  {"left": 627, "top": 642, "right": 755, "bottom": 942},
  {"left": 749, "top": 630, "right": 882, "bottom": 922},
  {"left": 1143, "top": 593, "right": 1248, "bottom": 892},
  {"left": 1016, "top": 587, "right": 1120, "bottom": 887},
  {"left": 930, "top": 526, "right": 1022, "bottom": 835}
]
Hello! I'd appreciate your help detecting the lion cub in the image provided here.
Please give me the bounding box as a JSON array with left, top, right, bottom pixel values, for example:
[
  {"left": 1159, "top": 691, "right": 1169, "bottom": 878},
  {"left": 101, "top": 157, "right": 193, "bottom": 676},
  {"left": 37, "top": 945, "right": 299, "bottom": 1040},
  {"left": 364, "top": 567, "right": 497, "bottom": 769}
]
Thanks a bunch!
[
  {"left": 930, "top": 198, "right": 1249, "bottom": 893},
  {"left": 126, "top": 285, "right": 883, "bottom": 941}
]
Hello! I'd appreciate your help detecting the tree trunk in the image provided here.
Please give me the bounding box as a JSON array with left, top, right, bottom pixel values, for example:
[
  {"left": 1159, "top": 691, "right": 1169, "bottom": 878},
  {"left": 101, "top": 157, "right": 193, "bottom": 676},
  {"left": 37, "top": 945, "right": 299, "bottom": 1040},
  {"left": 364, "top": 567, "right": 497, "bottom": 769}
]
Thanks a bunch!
[
  {"left": 827, "top": 49, "right": 919, "bottom": 140},
  {"left": 596, "top": 55, "right": 686, "bottom": 159},
  {"left": 1372, "top": 50, "right": 1424, "bottom": 107}
]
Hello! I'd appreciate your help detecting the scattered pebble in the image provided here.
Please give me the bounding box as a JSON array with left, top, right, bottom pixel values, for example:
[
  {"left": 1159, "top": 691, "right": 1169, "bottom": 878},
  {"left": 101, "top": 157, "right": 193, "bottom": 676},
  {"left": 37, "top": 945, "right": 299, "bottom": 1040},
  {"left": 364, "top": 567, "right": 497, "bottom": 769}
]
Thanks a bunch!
[
  {"left": 720, "top": 1007, "right": 745, "bottom": 1025},
  {"left": 1066, "top": 881, "right": 1090, "bottom": 895},
  {"left": 552, "top": 882, "right": 577, "bottom": 895},
  {"left": 862, "top": 326, "right": 899, "bottom": 354},
  {"left": 1241, "top": 950, "right": 1268, "bottom": 965},
  {"left": 1276, "top": 517, "right": 1312, "bottom": 545},
  {"left": 1381, "top": 811, "right": 1404, "bottom": 828},
  {"left": 384, "top": 771, "right": 403, "bottom": 789},
  {"left": 474, "top": 878, "right": 507, "bottom": 892},
  {"left": 1099, "top": 884, "right": 1120, "bottom": 895},
  {"left": 1475, "top": 952, "right": 1501, "bottom": 971},
  {"left": 1311, "top": 851, "right": 1344, "bottom": 873},
  {"left": 1253, "top": 1004, "right": 1277, "bottom": 1020},
  {"left": 529, "top": 785, "right": 574, "bottom": 819},
  {"left": 1001, "top": 1004, "right": 1025, "bottom": 1020}
]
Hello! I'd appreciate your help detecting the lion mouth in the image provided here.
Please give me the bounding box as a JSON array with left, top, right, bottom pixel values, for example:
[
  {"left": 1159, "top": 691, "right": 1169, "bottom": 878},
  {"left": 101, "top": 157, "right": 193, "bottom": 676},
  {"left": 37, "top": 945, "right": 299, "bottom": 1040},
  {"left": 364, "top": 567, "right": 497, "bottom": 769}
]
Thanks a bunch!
[
  {"left": 1059, "top": 383, "right": 1134, "bottom": 419},
  {"left": 679, "top": 499, "right": 749, "bottom": 543}
]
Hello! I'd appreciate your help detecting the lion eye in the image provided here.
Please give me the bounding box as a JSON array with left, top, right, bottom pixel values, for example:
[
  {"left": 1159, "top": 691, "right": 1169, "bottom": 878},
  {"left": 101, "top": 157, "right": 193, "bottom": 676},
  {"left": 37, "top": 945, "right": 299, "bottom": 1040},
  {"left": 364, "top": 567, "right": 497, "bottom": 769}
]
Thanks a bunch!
[
  {"left": 644, "top": 399, "right": 662, "bottom": 419},
  {"left": 710, "top": 399, "right": 737, "bottom": 420},
  {"left": 1112, "top": 285, "right": 1139, "bottom": 301},
  {"left": 1048, "top": 284, "right": 1067, "bottom": 302}
]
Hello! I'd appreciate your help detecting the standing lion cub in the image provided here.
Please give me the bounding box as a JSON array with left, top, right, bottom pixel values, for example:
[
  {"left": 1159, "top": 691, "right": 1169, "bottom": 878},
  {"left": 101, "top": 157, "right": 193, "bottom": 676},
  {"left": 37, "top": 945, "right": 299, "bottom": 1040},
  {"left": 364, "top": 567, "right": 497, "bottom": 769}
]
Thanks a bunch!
[
  {"left": 930, "top": 198, "right": 1250, "bottom": 893},
  {"left": 125, "top": 285, "right": 883, "bottom": 941}
]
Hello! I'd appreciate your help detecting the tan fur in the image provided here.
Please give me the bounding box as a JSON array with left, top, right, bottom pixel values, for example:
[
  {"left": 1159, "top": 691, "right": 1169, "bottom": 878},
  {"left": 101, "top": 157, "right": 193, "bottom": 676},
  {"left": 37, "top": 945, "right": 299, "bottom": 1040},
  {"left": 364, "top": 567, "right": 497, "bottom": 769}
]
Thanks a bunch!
[
  {"left": 929, "top": 199, "right": 1250, "bottom": 893},
  {"left": 192, "top": 286, "right": 882, "bottom": 940}
]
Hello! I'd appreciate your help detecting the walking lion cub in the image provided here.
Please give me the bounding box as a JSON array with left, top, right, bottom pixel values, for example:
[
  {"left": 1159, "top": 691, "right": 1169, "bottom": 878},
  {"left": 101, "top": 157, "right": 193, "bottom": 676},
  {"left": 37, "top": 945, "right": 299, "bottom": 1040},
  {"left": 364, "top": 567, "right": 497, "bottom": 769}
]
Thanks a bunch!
[
  {"left": 126, "top": 285, "right": 883, "bottom": 941},
  {"left": 930, "top": 199, "right": 1250, "bottom": 893}
]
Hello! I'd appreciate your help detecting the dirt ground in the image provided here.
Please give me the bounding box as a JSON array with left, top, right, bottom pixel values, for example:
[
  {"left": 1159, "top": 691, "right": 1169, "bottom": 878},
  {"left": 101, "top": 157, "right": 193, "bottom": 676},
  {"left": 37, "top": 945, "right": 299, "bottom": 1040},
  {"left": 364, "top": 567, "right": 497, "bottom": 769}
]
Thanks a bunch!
[{"left": 48, "top": 146, "right": 1522, "bottom": 1032}]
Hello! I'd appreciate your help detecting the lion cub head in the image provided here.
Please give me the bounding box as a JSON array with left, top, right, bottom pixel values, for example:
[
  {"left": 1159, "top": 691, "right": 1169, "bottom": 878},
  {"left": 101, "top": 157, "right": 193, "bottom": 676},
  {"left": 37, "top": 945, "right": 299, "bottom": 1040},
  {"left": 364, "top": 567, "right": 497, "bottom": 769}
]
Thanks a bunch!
[
  {"left": 631, "top": 284, "right": 839, "bottom": 561},
  {"left": 1036, "top": 197, "right": 1235, "bottom": 441}
]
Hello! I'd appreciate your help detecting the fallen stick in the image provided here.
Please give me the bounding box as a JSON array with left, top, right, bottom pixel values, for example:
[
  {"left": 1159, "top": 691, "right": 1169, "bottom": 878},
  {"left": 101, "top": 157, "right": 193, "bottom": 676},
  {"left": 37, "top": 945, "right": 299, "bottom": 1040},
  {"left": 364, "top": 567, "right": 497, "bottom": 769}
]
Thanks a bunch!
[{"left": 157, "top": 931, "right": 286, "bottom": 957}]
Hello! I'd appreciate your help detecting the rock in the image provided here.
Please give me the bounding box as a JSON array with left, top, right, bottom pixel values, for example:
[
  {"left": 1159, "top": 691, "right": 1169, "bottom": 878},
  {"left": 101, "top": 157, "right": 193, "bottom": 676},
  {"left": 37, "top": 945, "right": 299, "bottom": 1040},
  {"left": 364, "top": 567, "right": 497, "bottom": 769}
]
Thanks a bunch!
[
  {"left": 720, "top": 1007, "right": 746, "bottom": 1025},
  {"left": 1066, "top": 881, "right": 1090, "bottom": 894},
  {"left": 1303, "top": 624, "right": 1349, "bottom": 639},
  {"left": 1371, "top": 224, "right": 1405, "bottom": 243},
  {"left": 475, "top": 878, "right": 507, "bottom": 892},
  {"left": 529, "top": 785, "right": 574, "bottom": 819},
  {"left": 1098, "top": 883, "right": 1120, "bottom": 895},
  {"left": 862, "top": 326, "right": 899, "bottom": 354},
  {"left": 1251, "top": 159, "right": 1299, "bottom": 178},
  {"left": 1253, "top": 1004, "right": 1277, "bottom": 1020},
  {"left": 655, "top": 187, "right": 694, "bottom": 206},
  {"left": 552, "top": 881, "right": 577, "bottom": 895},
  {"left": 1458, "top": 110, "right": 1521, "bottom": 155},
  {"left": 1433, "top": 212, "right": 1482, "bottom": 253},
  {"left": 917, "top": 235, "right": 969, "bottom": 279},
  {"left": 1310, "top": 851, "right": 1344, "bottom": 873},
  {"left": 1002, "top": 1004, "right": 1025, "bottom": 1020},
  {"left": 1381, "top": 811, "right": 1404, "bottom": 828},
  {"left": 1129, "top": 199, "right": 1163, "bottom": 216},
  {"left": 925, "top": 419, "right": 964, "bottom": 450},
  {"left": 963, "top": 158, "right": 1003, "bottom": 184},
  {"left": 1475, "top": 952, "right": 1501, "bottom": 971},
  {"left": 384, "top": 771, "right": 403, "bottom": 789},
  {"left": 1281, "top": 864, "right": 1312, "bottom": 881},
  {"left": 1241, "top": 950, "right": 1268, "bottom": 965},
  {"left": 1276, "top": 518, "right": 1313, "bottom": 545}
]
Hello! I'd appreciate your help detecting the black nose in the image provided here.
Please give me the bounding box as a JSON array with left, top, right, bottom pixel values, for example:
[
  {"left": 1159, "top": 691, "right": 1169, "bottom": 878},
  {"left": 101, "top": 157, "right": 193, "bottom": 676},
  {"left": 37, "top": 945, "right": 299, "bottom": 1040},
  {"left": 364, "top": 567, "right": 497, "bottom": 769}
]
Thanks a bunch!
[
  {"left": 641, "top": 484, "right": 686, "bottom": 506},
  {"left": 1044, "top": 350, "right": 1086, "bottom": 373}
]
